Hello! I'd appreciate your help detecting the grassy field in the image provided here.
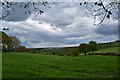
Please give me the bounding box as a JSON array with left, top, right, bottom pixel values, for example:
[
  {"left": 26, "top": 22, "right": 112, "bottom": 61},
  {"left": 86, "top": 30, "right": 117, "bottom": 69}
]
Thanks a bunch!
[
  {"left": 2, "top": 52, "right": 119, "bottom": 78},
  {"left": 0, "top": 52, "right": 2, "bottom": 79},
  {"left": 96, "top": 47, "right": 119, "bottom": 53}
]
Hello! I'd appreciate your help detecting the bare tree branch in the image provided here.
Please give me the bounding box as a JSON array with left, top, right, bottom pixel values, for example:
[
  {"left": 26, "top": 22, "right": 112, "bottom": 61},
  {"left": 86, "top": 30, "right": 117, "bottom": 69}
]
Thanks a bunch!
[
  {"left": 0, "top": 0, "right": 51, "bottom": 20},
  {"left": 80, "top": 1, "right": 119, "bottom": 25}
]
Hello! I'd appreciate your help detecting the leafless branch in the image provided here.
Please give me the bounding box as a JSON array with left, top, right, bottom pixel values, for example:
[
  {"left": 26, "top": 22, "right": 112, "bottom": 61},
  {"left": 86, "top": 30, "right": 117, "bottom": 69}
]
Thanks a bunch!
[
  {"left": 0, "top": 0, "right": 51, "bottom": 19},
  {"left": 82, "top": 1, "right": 118, "bottom": 25}
]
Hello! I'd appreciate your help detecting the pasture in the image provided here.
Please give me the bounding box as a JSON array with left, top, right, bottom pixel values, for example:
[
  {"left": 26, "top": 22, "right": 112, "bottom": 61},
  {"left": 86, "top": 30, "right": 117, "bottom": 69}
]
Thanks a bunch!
[
  {"left": 0, "top": 52, "right": 2, "bottom": 79},
  {"left": 96, "top": 47, "right": 119, "bottom": 53},
  {"left": 2, "top": 52, "right": 119, "bottom": 78}
]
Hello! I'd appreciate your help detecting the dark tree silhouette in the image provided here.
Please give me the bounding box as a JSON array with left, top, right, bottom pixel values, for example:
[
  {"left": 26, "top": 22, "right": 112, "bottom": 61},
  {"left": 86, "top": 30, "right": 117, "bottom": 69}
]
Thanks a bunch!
[
  {"left": 0, "top": 0, "right": 51, "bottom": 19},
  {"left": 11, "top": 36, "right": 21, "bottom": 51},
  {"left": 78, "top": 43, "right": 90, "bottom": 55},
  {"left": 0, "top": 0, "right": 119, "bottom": 25},
  {"left": 89, "top": 41, "right": 98, "bottom": 54},
  {"left": 0, "top": 31, "right": 27, "bottom": 52},
  {"left": 79, "top": 0, "right": 119, "bottom": 25},
  {"left": 0, "top": 31, "right": 12, "bottom": 51}
]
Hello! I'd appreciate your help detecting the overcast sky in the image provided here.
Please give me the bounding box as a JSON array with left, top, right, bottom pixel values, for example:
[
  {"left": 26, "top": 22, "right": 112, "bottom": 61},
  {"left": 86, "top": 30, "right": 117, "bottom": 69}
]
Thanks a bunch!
[{"left": 0, "top": 2, "right": 118, "bottom": 48}]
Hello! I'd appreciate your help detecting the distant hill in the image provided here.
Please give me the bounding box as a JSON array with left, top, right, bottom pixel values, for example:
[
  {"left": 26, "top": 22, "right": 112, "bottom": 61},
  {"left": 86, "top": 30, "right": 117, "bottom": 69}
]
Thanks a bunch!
[
  {"left": 29, "top": 40, "right": 120, "bottom": 55},
  {"left": 96, "top": 47, "right": 119, "bottom": 53},
  {"left": 29, "top": 40, "right": 120, "bottom": 51},
  {"left": 98, "top": 40, "right": 120, "bottom": 49}
]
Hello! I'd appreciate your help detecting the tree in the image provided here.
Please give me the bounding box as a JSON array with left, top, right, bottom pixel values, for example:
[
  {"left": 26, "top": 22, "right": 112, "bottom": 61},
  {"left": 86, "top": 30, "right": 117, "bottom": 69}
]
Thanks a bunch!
[
  {"left": 18, "top": 46, "right": 29, "bottom": 52},
  {"left": 0, "top": 31, "right": 13, "bottom": 51},
  {"left": 0, "top": 31, "right": 8, "bottom": 51},
  {"left": 0, "top": 0, "right": 119, "bottom": 25},
  {"left": 78, "top": 43, "right": 90, "bottom": 55},
  {"left": 6, "top": 36, "right": 13, "bottom": 51},
  {"left": 72, "top": 48, "right": 79, "bottom": 56},
  {"left": 0, "top": 0, "right": 50, "bottom": 19},
  {"left": 11, "top": 36, "right": 21, "bottom": 51},
  {"left": 89, "top": 41, "right": 98, "bottom": 54},
  {"left": 0, "top": 31, "right": 28, "bottom": 52},
  {"left": 79, "top": 0, "right": 119, "bottom": 25}
]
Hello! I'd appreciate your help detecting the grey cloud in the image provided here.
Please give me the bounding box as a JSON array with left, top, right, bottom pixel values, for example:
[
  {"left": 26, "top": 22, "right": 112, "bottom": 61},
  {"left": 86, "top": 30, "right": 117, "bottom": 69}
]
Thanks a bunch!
[
  {"left": 2, "top": 2, "right": 31, "bottom": 22},
  {"left": 1, "top": 2, "right": 118, "bottom": 48},
  {"left": 95, "top": 23, "right": 118, "bottom": 35},
  {"left": 31, "top": 2, "right": 87, "bottom": 28},
  {"left": 2, "top": 2, "right": 49, "bottom": 22}
]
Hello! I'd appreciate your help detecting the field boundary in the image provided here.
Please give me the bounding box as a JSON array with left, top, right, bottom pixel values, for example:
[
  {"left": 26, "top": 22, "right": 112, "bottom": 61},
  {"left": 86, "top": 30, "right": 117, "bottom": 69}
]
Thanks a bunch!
[{"left": 88, "top": 52, "right": 120, "bottom": 56}]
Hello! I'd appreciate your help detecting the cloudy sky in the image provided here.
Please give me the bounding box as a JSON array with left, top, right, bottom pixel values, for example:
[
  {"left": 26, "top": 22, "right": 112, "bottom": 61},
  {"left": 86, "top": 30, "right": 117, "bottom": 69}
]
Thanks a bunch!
[{"left": 0, "top": 2, "right": 118, "bottom": 48}]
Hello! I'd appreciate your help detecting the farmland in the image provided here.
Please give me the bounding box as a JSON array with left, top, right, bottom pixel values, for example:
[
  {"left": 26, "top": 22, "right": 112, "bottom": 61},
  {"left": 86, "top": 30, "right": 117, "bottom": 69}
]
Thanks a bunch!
[
  {"left": 0, "top": 52, "right": 2, "bottom": 79},
  {"left": 96, "top": 47, "right": 119, "bottom": 53},
  {"left": 2, "top": 52, "right": 119, "bottom": 78}
]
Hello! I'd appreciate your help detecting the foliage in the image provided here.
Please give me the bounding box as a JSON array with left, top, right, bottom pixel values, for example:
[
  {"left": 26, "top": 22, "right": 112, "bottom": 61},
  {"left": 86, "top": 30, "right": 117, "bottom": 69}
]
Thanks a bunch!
[
  {"left": 0, "top": 0, "right": 50, "bottom": 19},
  {"left": 30, "top": 40, "right": 120, "bottom": 56},
  {"left": 0, "top": 31, "right": 28, "bottom": 52},
  {"left": 98, "top": 40, "right": 120, "bottom": 49},
  {"left": 89, "top": 41, "right": 98, "bottom": 53},
  {"left": 0, "top": 31, "right": 13, "bottom": 51},
  {"left": 17, "top": 46, "right": 30, "bottom": 52},
  {"left": 0, "top": 0, "right": 119, "bottom": 25},
  {"left": 78, "top": 43, "right": 90, "bottom": 55},
  {"left": 10, "top": 36, "right": 21, "bottom": 51},
  {"left": 30, "top": 47, "right": 79, "bottom": 56},
  {"left": 79, "top": 1, "right": 119, "bottom": 25}
]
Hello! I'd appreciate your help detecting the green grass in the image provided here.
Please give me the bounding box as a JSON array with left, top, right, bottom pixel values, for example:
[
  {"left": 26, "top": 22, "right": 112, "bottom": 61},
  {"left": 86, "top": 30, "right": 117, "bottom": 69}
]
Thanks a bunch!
[
  {"left": 96, "top": 47, "right": 120, "bottom": 53},
  {"left": 0, "top": 52, "right": 2, "bottom": 79},
  {"left": 2, "top": 52, "right": 119, "bottom": 78}
]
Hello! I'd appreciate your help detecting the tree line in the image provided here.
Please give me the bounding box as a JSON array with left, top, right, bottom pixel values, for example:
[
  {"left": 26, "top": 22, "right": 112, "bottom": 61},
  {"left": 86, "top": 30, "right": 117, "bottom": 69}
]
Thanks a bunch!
[
  {"left": 78, "top": 41, "right": 98, "bottom": 55},
  {"left": 0, "top": 31, "right": 29, "bottom": 52},
  {"left": 30, "top": 41, "right": 98, "bottom": 56},
  {"left": 30, "top": 40, "right": 120, "bottom": 56},
  {"left": 1, "top": 31, "right": 119, "bottom": 56}
]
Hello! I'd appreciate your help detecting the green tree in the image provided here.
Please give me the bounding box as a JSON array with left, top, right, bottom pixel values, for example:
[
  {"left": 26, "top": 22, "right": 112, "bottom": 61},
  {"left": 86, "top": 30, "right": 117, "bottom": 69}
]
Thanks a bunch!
[
  {"left": 0, "top": 31, "right": 13, "bottom": 51},
  {"left": 11, "top": 36, "right": 21, "bottom": 51},
  {"left": 18, "top": 46, "right": 29, "bottom": 52},
  {"left": 78, "top": 43, "right": 90, "bottom": 55},
  {"left": 89, "top": 41, "right": 98, "bottom": 54},
  {"left": 6, "top": 36, "right": 13, "bottom": 51},
  {"left": 72, "top": 48, "right": 79, "bottom": 56},
  {"left": 0, "top": 31, "right": 27, "bottom": 52}
]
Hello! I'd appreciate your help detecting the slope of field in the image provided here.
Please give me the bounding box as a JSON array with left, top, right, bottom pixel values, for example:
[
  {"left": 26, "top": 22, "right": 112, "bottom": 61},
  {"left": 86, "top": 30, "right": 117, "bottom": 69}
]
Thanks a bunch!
[
  {"left": 2, "top": 52, "right": 119, "bottom": 78},
  {"left": 0, "top": 52, "right": 2, "bottom": 79},
  {"left": 96, "top": 47, "right": 119, "bottom": 53}
]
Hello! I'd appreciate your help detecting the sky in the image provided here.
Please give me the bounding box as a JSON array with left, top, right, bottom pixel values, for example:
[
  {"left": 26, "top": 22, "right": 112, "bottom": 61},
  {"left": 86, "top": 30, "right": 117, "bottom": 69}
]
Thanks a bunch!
[{"left": 0, "top": 1, "right": 118, "bottom": 48}]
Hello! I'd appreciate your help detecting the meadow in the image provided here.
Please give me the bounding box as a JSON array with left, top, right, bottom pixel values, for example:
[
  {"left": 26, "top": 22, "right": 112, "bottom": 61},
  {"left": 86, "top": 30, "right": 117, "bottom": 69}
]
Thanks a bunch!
[
  {"left": 0, "top": 52, "right": 2, "bottom": 79},
  {"left": 2, "top": 52, "right": 119, "bottom": 78},
  {"left": 96, "top": 47, "right": 119, "bottom": 53}
]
